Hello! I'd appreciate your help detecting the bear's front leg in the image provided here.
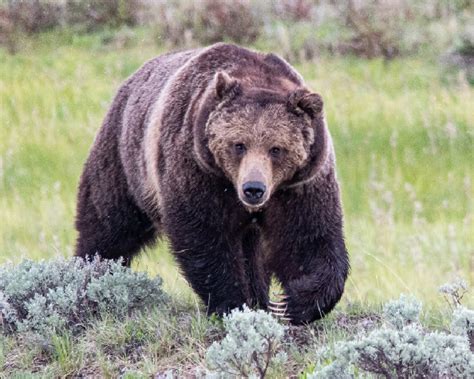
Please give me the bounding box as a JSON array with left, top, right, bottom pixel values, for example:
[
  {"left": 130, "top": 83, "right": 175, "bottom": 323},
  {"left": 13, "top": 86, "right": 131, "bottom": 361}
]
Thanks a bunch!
[
  {"left": 266, "top": 185, "right": 350, "bottom": 324},
  {"left": 162, "top": 190, "right": 253, "bottom": 315},
  {"left": 272, "top": 234, "right": 348, "bottom": 324}
]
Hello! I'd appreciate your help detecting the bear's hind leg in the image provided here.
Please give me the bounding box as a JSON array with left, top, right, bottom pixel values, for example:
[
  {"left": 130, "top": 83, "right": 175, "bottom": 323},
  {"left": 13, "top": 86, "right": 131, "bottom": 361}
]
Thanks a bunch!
[{"left": 75, "top": 165, "right": 157, "bottom": 265}]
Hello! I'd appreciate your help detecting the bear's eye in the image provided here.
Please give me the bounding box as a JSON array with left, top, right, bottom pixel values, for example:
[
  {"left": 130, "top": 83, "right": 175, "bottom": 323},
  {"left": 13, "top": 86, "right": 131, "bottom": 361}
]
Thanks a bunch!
[
  {"left": 269, "top": 146, "right": 282, "bottom": 158},
  {"left": 234, "top": 143, "right": 246, "bottom": 155}
]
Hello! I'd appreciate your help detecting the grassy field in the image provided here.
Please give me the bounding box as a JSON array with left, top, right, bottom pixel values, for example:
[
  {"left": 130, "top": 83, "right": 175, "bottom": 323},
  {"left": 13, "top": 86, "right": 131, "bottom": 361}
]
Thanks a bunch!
[{"left": 0, "top": 30, "right": 473, "bottom": 376}]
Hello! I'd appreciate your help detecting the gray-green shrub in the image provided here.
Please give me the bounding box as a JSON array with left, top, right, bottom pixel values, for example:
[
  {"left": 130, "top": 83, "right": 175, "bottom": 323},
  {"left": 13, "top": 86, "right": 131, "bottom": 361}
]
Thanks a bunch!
[
  {"left": 452, "top": 306, "right": 474, "bottom": 351},
  {"left": 310, "top": 295, "right": 474, "bottom": 378},
  {"left": 383, "top": 294, "right": 422, "bottom": 329},
  {"left": 206, "top": 306, "right": 287, "bottom": 378},
  {"left": 0, "top": 257, "right": 167, "bottom": 336}
]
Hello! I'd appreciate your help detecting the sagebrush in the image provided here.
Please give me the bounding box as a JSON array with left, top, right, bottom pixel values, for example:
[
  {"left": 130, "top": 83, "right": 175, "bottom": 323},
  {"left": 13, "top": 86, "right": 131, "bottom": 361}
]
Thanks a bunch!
[
  {"left": 206, "top": 306, "right": 287, "bottom": 378},
  {"left": 0, "top": 257, "right": 167, "bottom": 336},
  {"left": 310, "top": 295, "right": 474, "bottom": 378}
]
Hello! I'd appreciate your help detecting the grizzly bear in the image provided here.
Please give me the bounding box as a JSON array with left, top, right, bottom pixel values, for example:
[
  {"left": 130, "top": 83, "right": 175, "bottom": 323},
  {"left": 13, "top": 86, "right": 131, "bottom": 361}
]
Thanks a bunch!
[{"left": 75, "top": 43, "right": 349, "bottom": 324}]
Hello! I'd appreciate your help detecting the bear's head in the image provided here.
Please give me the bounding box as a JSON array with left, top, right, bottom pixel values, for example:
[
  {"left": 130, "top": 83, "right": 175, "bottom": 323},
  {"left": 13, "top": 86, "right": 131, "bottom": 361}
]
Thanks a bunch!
[{"left": 196, "top": 71, "right": 327, "bottom": 212}]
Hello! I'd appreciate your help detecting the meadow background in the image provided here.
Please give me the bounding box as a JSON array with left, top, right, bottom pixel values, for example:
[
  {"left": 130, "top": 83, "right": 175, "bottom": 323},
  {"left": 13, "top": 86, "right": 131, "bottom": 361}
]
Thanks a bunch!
[{"left": 0, "top": 0, "right": 473, "bottom": 376}]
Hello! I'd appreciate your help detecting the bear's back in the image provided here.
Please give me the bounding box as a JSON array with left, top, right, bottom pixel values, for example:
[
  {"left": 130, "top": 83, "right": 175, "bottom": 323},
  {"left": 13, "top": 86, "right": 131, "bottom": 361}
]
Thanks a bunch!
[
  {"left": 121, "top": 43, "right": 303, "bottom": 152},
  {"left": 116, "top": 48, "right": 202, "bottom": 212}
]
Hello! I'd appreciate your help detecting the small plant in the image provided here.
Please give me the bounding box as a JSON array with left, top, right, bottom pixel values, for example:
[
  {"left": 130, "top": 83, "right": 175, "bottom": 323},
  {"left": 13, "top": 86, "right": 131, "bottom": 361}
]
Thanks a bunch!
[
  {"left": 439, "top": 277, "right": 469, "bottom": 309},
  {"left": 0, "top": 257, "right": 167, "bottom": 336},
  {"left": 383, "top": 294, "right": 422, "bottom": 329},
  {"left": 206, "top": 306, "right": 287, "bottom": 378},
  {"left": 452, "top": 306, "right": 474, "bottom": 352},
  {"left": 309, "top": 295, "right": 474, "bottom": 378}
]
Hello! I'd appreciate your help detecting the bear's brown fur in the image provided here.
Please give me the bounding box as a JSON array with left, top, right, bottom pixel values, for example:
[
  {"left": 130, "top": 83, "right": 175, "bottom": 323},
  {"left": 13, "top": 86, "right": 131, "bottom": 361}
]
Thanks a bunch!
[{"left": 75, "top": 43, "right": 349, "bottom": 324}]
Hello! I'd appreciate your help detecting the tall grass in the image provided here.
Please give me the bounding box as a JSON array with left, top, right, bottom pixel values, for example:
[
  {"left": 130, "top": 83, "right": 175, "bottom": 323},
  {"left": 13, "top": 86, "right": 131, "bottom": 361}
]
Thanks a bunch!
[{"left": 0, "top": 32, "right": 472, "bottom": 310}]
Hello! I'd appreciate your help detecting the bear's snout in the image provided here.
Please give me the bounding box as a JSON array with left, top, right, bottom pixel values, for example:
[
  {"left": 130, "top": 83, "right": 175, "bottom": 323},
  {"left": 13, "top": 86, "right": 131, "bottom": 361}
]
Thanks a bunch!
[
  {"left": 237, "top": 156, "right": 272, "bottom": 209},
  {"left": 242, "top": 181, "right": 266, "bottom": 204}
]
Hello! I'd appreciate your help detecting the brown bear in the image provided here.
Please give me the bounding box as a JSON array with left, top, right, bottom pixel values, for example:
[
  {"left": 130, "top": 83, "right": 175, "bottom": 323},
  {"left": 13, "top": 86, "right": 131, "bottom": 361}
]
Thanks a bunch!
[{"left": 75, "top": 43, "right": 349, "bottom": 324}]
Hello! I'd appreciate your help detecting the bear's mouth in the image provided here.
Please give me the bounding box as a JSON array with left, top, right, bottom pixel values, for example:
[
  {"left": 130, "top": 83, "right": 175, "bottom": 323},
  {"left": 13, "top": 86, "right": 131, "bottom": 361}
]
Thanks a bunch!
[{"left": 239, "top": 194, "right": 270, "bottom": 212}]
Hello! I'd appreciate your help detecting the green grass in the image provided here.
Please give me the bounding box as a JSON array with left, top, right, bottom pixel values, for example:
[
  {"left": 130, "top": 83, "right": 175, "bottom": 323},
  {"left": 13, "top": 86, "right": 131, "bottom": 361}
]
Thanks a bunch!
[{"left": 0, "top": 30, "right": 473, "bottom": 376}]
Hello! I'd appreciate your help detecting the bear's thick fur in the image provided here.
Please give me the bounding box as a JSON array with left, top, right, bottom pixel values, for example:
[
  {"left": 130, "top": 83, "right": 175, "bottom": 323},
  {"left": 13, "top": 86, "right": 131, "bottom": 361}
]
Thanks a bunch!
[{"left": 75, "top": 43, "right": 349, "bottom": 324}]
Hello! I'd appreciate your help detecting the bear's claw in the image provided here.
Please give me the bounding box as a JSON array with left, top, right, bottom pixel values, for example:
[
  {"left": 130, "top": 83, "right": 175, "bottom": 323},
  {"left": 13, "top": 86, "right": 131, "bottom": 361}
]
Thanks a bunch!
[
  {"left": 268, "top": 293, "right": 291, "bottom": 322},
  {"left": 268, "top": 304, "right": 286, "bottom": 314}
]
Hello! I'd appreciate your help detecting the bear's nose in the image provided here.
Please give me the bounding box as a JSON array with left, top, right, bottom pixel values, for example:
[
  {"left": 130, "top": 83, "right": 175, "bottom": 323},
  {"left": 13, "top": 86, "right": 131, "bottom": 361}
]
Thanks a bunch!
[{"left": 242, "top": 181, "right": 266, "bottom": 203}]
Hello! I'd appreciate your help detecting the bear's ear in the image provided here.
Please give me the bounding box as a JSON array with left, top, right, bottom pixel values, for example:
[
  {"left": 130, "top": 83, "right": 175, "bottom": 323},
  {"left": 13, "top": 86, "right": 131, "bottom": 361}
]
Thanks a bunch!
[
  {"left": 288, "top": 89, "right": 323, "bottom": 119},
  {"left": 214, "top": 71, "right": 239, "bottom": 100}
]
